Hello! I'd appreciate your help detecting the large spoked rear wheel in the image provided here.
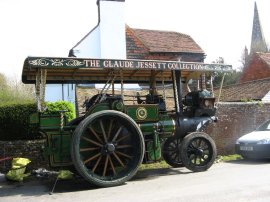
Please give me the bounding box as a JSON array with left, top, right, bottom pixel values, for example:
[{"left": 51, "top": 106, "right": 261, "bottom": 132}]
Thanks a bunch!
[
  {"left": 180, "top": 132, "right": 216, "bottom": 172},
  {"left": 162, "top": 136, "right": 183, "bottom": 168},
  {"left": 71, "top": 110, "right": 145, "bottom": 187}
]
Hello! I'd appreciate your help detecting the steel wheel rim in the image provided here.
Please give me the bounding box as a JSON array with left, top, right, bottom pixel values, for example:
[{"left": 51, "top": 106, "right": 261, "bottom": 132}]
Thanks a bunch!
[
  {"left": 186, "top": 137, "right": 213, "bottom": 167},
  {"left": 77, "top": 114, "right": 142, "bottom": 181},
  {"left": 164, "top": 137, "right": 181, "bottom": 163}
]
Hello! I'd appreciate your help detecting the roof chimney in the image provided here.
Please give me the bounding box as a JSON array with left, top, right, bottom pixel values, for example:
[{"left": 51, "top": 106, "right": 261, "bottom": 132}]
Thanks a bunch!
[
  {"left": 98, "top": 0, "right": 126, "bottom": 59},
  {"left": 70, "top": 0, "right": 126, "bottom": 59}
]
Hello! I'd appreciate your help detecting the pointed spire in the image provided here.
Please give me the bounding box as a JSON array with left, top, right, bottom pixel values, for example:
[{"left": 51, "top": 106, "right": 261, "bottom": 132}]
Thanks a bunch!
[{"left": 250, "top": 2, "right": 268, "bottom": 55}]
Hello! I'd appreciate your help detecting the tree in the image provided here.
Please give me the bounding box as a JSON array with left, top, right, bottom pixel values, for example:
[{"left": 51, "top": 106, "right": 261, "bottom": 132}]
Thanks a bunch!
[
  {"left": 0, "top": 73, "right": 8, "bottom": 90},
  {"left": 0, "top": 73, "right": 35, "bottom": 104},
  {"left": 212, "top": 57, "right": 242, "bottom": 88},
  {"left": 239, "top": 47, "right": 249, "bottom": 71}
]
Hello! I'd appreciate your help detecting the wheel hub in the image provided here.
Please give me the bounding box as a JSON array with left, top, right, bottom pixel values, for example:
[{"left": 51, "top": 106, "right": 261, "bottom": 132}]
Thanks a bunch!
[
  {"left": 103, "top": 143, "right": 115, "bottom": 154},
  {"left": 195, "top": 148, "right": 204, "bottom": 156}
]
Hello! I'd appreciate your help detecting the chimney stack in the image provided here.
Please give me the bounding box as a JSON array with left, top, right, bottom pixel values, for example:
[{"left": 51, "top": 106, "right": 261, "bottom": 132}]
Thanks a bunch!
[
  {"left": 98, "top": 0, "right": 126, "bottom": 59},
  {"left": 71, "top": 0, "right": 126, "bottom": 59}
]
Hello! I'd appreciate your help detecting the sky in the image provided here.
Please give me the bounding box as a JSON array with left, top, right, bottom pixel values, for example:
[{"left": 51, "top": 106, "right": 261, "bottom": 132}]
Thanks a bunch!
[{"left": 0, "top": 0, "right": 269, "bottom": 79}]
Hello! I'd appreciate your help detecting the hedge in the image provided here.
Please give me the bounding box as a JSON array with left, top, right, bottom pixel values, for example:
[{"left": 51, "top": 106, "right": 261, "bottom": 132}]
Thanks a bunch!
[
  {"left": 0, "top": 101, "right": 76, "bottom": 141},
  {"left": 0, "top": 103, "right": 39, "bottom": 141}
]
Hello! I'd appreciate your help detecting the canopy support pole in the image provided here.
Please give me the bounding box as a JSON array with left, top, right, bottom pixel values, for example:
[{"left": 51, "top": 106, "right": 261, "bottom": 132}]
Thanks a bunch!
[
  {"left": 35, "top": 69, "right": 47, "bottom": 112},
  {"left": 217, "top": 73, "right": 225, "bottom": 104}
]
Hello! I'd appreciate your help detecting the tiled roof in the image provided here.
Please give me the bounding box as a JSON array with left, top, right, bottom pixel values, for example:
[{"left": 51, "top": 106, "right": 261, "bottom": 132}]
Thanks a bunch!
[
  {"left": 71, "top": 24, "right": 205, "bottom": 56},
  {"left": 130, "top": 28, "right": 204, "bottom": 54},
  {"left": 215, "top": 77, "right": 270, "bottom": 102},
  {"left": 258, "top": 52, "right": 270, "bottom": 66}
]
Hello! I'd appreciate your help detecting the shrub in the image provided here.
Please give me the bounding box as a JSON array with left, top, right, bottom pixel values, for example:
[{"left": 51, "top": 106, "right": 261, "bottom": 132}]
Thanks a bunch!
[
  {"left": 0, "top": 103, "right": 39, "bottom": 140},
  {"left": 44, "top": 101, "right": 76, "bottom": 122}
]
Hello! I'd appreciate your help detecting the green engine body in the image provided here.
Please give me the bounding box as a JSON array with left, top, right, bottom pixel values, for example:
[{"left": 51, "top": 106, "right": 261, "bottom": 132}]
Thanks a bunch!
[
  {"left": 32, "top": 100, "right": 175, "bottom": 167},
  {"left": 33, "top": 91, "right": 214, "bottom": 167}
]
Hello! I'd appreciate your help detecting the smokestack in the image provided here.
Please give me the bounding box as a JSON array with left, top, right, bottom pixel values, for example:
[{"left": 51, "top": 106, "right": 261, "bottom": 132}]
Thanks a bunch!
[{"left": 97, "top": 0, "right": 126, "bottom": 59}]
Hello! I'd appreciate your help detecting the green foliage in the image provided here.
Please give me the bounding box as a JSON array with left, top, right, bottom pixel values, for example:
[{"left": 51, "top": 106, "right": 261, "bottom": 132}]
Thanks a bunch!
[
  {"left": 0, "top": 73, "right": 8, "bottom": 90},
  {"left": 257, "top": 101, "right": 263, "bottom": 108},
  {"left": 139, "top": 160, "right": 170, "bottom": 170},
  {"left": 0, "top": 103, "right": 39, "bottom": 141},
  {"left": 239, "top": 99, "right": 264, "bottom": 107},
  {"left": 212, "top": 71, "right": 242, "bottom": 88},
  {"left": 44, "top": 101, "right": 75, "bottom": 122},
  {"left": 0, "top": 73, "right": 34, "bottom": 105},
  {"left": 216, "top": 154, "right": 243, "bottom": 162}
]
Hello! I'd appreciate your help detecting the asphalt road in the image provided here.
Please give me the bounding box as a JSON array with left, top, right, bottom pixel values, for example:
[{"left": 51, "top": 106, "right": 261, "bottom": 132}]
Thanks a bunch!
[{"left": 1, "top": 159, "right": 270, "bottom": 202}]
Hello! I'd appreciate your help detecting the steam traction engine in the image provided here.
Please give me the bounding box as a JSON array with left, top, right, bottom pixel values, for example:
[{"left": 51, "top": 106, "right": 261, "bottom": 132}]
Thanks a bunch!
[{"left": 22, "top": 57, "right": 232, "bottom": 187}]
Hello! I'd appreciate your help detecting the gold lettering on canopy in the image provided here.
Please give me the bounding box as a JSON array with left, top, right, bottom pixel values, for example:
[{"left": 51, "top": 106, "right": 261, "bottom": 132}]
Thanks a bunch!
[{"left": 27, "top": 57, "right": 233, "bottom": 72}]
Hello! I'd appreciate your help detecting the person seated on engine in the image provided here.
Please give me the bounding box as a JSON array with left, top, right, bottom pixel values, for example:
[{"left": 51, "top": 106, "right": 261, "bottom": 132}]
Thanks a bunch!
[{"left": 136, "top": 89, "right": 166, "bottom": 111}]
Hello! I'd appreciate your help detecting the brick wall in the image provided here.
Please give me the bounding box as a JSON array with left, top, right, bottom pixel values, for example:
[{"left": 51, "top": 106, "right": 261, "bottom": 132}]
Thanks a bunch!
[
  {"left": 126, "top": 27, "right": 149, "bottom": 59},
  {"left": 240, "top": 53, "right": 270, "bottom": 83},
  {"left": 205, "top": 102, "right": 270, "bottom": 155},
  {"left": 0, "top": 140, "right": 48, "bottom": 172},
  {"left": 1, "top": 102, "right": 269, "bottom": 172}
]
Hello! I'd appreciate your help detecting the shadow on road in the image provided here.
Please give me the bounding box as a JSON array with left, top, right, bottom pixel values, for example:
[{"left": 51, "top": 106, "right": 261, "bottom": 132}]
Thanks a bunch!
[
  {"left": 0, "top": 174, "right": 97, "bottom": 197},
  {"left": 0, "top": 167, "right": 192, "bottom": 196},
  {"left": 134, "top": 167, "right": 192, "bottom": 181}
]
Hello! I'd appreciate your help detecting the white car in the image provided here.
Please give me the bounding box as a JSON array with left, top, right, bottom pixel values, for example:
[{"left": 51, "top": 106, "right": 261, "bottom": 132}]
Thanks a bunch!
[{"left": 235, "top": 119, "right": 270, "bottom": 159}]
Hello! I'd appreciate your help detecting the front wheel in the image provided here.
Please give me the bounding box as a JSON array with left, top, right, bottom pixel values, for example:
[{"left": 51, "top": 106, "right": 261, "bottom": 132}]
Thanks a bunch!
[
  {"left": 71, "top": 110, "right": 145, "bottom": 187},
  {"left": 162, "top": 136, "right": 183, "bottom": 168},
  {"left": 180, "top": 132, "right": 216, "bottom": 172}
]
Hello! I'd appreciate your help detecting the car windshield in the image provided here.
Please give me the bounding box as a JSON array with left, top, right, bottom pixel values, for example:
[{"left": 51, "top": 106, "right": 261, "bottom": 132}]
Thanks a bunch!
[{"left": 256, "top": 120, "right": 270, "bottom": 131}]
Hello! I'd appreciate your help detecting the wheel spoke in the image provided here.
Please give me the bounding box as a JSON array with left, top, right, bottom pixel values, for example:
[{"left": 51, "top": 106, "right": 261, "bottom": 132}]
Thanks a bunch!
[
  {"left": 163, "top": 149, "right": 177, "bottom": 153},
  {"left": 103, "top": 155, "right": 109, "bottom": 176},
  {"left": 116, "top": 134, "right": 129, "bottom": 143},
  {"left": 201, "top": 141, "right": 209, "bottom": 150},
  {"left": 107, "top": 119, "right": 114, "bottom": 141},
  {"left": 109, "top": 156, "right": 116, "bottom": 175},
  {"left": 100, "top": 119, "right": 108, "bottom": 143},
  {"left": 191, "top": 141, "right": 197, "bottom": 149},
  {"left": 192, "top": 156, "right": 196, "bottom": 164},
  {"left": 172, "top": 153, "right": 178, "bottom": 161},
  {"left": 116, "top": 151, "right": 132, "bottom": 159},
  {"left": 92, "top": 155, "right": 102, "bottom": 173},
  {"left": 80, "top": 147, "right": 99, "bottom": 152},
  {"left": 88, "top": 126, "right": 103, "bottom": 144},
  {"left": 81, "top": 136, "right": 103, "bottom": 147},
  {"left": 113, "top": 152, "right": 125, "bottom": 167},
  {"left": 116, "top": 145, "right": 133, "bottom": 149},
  {"left": 164, "top": 149, "right": 177, "bottom": 153},
  {"left": 112, "top": 126, "right": 123, "bottom": 142},
  {"left": 177, "top": 153, "right": 181, "bottom": 162},
  {"left": 84, "top": 153, "right": 101, "bottom": 164},
  {"left": 187, "top": 145, "right": 196, "bottom": 154}
]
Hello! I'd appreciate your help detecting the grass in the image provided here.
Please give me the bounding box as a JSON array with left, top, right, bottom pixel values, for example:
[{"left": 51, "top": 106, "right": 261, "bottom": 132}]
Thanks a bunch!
[
  {"left": 139, "top": 154, "right": 243, "bottom": 171},
  {"left": 216, "top": 154, "right": 243, "bottom": 162},
  {"left": 139, "top": 160, "right": 170, "bottom": 170}
]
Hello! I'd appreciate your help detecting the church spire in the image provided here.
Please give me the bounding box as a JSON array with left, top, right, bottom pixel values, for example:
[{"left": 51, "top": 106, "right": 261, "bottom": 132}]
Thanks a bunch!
[{"left": 250, "top": 2, "right": 268, "bottom": 55}]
